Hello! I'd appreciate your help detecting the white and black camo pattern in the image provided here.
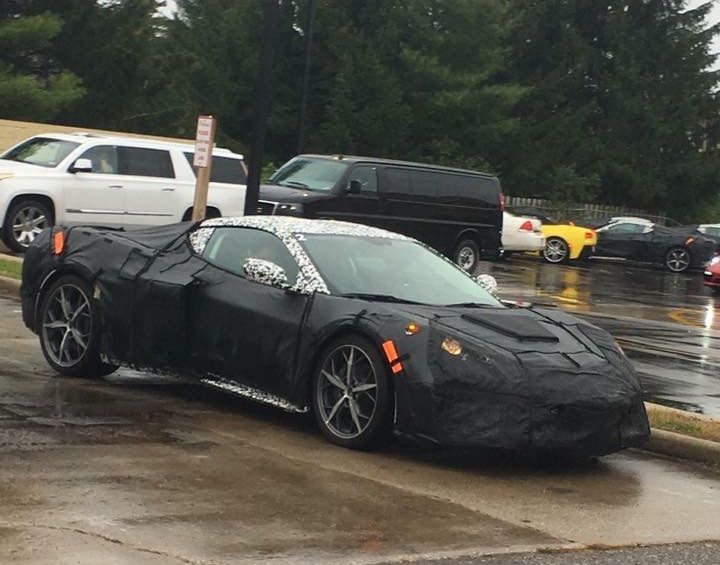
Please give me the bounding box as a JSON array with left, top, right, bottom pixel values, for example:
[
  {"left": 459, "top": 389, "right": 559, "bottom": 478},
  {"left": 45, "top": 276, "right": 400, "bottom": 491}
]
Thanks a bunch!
[
  {"left": 189, "top": 216, "right": 410, "bottom": 295},
  {"left": 243, "top": 258, "right": 289, "bottom": 288},
  {"left": 201, "top": 376, "right": 307, "bottom": 413}
]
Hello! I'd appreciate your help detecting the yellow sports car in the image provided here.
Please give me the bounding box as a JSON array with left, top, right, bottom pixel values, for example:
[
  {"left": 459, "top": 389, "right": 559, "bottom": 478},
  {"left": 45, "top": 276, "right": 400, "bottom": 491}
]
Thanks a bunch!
[{"left": 510, "top": 210, "right": 597, "bottom": 263}]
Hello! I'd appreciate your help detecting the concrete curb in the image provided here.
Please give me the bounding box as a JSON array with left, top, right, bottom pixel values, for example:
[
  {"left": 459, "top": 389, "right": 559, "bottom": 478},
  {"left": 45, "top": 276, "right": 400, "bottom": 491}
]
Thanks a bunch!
[
  {"left": 0, "top": 252, "right": 22, "bottom": 263},
  {"left": 643, "top": 428, "right": 720, "bottom": 467},
  {"left": 0, "top": 275, "right": 20, "bottom": 298}
]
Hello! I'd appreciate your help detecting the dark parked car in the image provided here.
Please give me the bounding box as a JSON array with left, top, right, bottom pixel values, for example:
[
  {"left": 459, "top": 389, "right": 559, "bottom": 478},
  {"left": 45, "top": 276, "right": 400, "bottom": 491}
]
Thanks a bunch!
[
  {"left": 257, "top": 155, "right": 504, "bottom": 273},
  {"left": 594, "top": 218, "right": 717, "bottom": 272},
  {"left": 21, "top": 217, "right": 649, "bottom": 455}
]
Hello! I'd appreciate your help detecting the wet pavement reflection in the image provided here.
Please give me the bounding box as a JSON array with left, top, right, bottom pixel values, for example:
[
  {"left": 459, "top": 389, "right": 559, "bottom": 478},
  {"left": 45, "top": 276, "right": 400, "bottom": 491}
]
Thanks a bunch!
[{"left": 480, "top": 257, "right": 720, "bottom": 416}]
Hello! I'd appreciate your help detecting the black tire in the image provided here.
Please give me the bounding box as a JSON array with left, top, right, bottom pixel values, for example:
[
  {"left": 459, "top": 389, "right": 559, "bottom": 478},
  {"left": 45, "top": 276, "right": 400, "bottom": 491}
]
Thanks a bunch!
[
  {"left": 664, "top": 246, "right": 691, "bottom": 273},
  {"left": 501, "top": 251, "right": 513, "bottom": 260},
  {"left": 543, "top": 237, "right": 569, "bottom": 264},
  {"left": 312, "top": 335, "right": 394, "bottom": 450},
  {"left": 2, "top": 199, "right": 53, "bottom": 253},
  {"left": 38, "top": 275, "right": 117, "bottom": 378},
  {"left": 453, "top": 238, "right": 481, "bottom": 273}
]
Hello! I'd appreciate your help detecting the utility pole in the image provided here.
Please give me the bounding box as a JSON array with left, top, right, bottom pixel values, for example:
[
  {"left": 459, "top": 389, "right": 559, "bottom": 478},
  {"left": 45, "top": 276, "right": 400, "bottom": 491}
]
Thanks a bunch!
[
  {"left": 244, "top": 0, "right": 281, "bottom": 216},
  {"left": 297, "top": 0, "right": 316, "bottom": 154}
]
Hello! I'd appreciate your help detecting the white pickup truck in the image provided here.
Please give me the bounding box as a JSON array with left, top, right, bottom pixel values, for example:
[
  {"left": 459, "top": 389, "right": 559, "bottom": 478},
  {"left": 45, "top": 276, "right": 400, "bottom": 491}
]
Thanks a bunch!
[{"left": 0, "top": 133, "right": 247, "bottom": 251}]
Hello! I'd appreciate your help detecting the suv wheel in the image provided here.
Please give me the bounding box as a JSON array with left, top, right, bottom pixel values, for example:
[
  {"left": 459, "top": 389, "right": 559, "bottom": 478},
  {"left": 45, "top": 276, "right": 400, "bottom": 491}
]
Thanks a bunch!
[
  {"left": 454, "top": 239, "right": 480, "bottom": 273},
  {"left": 3, "top": 199, "right": 52, "bottom": 252}
]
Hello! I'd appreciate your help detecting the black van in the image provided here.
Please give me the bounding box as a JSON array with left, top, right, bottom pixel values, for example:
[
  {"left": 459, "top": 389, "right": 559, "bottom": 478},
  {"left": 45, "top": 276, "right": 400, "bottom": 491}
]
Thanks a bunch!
[{"left": 257, "top": 155, "right": 504, "bottom": 272}]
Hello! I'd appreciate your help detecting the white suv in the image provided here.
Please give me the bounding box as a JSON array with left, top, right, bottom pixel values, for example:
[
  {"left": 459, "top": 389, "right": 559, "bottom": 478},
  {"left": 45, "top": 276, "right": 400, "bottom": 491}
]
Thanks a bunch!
[{"left": 0, "top": 133, "right": 247, "bottom": 251}]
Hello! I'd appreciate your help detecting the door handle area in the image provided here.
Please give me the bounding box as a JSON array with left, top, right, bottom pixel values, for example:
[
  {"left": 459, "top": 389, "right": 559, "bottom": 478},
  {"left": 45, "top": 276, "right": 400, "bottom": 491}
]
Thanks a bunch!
[
  {"left": 161, "top": 187, "right": 176, "bottom": 192},
  {"left": 108, "top": 184, "right": 123, "bottom": 189}
]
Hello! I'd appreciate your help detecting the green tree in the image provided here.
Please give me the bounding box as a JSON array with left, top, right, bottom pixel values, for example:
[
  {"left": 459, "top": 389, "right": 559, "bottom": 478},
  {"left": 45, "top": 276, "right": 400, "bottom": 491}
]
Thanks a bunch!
[{"left": 0, "top": 5, "right": 83, "bottom": 120}]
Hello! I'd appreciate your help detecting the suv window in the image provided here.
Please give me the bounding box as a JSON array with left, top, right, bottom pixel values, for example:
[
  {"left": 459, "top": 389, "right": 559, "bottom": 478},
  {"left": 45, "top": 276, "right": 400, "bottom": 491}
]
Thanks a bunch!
[
  {"left": 118, "top": 146, "right": 175, "bottom": 178},
  {"left": 184, "top": 153, "right": 247, "bottom": 184},
  {"left": 203, "top": 227, "right": 299, "bottom": 282},
  {"left": 348, "top": 165, "right": 378, "bottom": 193},
  {"left": 78, "top": 145, "right": 118, "bottom": 174}
]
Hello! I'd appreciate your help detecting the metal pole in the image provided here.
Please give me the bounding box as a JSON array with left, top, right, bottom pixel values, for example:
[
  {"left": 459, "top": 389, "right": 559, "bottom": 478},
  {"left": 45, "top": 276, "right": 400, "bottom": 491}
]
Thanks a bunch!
[
  {"left": 244, "top": 0, "right": 281, "bottom": 216},
  {"left": 297, "top": 0, "right": 316, "bottom": 154}
]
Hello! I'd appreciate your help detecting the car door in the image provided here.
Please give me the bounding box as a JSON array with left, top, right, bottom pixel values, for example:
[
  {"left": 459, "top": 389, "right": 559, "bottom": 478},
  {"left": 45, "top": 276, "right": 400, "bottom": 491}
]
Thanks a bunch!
[
  {"left": 187, "top": 227, "right": 310, "bottom": 398},
  {"left": 594, "top": 222, "right": 647, "bottom": 258},
  {"left": 117, "top": 145, "right": 180, "bottom": 226},
  {"left": 313, "top": 164, "right": 382, "bottom": 225},
  {"left": 63, "top": 145, "right": 126, "bottom": 226}
]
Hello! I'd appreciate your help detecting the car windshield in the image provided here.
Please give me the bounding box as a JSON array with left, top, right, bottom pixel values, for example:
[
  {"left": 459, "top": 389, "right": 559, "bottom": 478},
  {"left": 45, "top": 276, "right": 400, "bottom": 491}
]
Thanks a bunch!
[
  {"left": 298, "top": 234, "right": 503, "bottom": 307},
  {"left": 268, "top": 157, "right": 349, "bottom": 191},
  {"left": 1, "top": 137, "right": 80, "bottom": 168}
]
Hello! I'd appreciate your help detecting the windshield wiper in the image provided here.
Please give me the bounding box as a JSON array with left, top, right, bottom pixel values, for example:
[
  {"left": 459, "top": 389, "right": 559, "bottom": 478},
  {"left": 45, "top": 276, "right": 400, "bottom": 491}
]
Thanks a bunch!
[
  {"left": 340, "top": 293, "right": 424, "bottom": 305},
  {"left": 444, "top": 302, "right": 498, "bottom": 308},
  {"left": 280, "top": 180, "right": 310, "bottom": 189}
]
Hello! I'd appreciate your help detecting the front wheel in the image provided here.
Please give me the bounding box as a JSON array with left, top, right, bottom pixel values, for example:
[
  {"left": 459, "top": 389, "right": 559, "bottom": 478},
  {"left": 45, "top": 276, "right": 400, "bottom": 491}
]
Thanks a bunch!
[
  {"left": 312, "top": 335, "right": 393, "bottom": 450},
  {"left": 543, "top": 237, "right": 569, "bottom": 264},
  {"left": 664, "top": 247, "right": 691, "bottom": 273},
  {"left": 453, "top": 239, "right": 480, "bottom": 273},
  {"left": 38, "top": 275, "right": 117, "bottom": 378},
  {"left": 2, "top": 199, "right": 53, "bottom": 252}
]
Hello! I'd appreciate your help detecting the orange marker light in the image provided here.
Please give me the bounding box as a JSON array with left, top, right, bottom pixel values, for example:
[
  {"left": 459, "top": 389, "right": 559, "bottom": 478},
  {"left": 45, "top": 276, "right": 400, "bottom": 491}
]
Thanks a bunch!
[
  {"left": 53, "top": 230, "right": 65, "bottom": 255},
  {"left": 382, "top": 340, "right": 403, "bottom": 374},
  {"left": 405, "top": 322, "right": 421, "bottom": 336}
]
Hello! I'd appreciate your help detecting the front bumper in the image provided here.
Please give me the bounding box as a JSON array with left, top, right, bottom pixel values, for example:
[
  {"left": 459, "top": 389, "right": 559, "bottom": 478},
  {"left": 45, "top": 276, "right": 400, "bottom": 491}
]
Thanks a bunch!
[{"left": 704, "top": 270, "right": 720, "bottom": 288}]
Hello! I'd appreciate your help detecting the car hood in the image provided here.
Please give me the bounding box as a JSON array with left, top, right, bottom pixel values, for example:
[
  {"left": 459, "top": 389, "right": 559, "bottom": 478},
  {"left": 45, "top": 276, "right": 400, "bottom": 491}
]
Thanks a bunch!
[
  {"left": 258, "top": 183, "right": 337, "bottom": 204},
  {"left": 0, "top": 159, "right": 57, "bottom": 176}
]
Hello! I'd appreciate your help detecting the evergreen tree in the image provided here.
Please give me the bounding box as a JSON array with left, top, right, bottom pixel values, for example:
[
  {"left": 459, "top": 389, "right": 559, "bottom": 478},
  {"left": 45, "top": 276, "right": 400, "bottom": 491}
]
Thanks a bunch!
[{"left": 0, "top": 3, "right": 83, "bottom": 120}]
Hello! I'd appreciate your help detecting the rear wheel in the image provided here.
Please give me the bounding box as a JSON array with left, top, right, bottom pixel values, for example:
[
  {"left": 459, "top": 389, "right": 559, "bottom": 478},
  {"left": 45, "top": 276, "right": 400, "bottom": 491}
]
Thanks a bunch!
[
  {"left": 2, "top": 199, "right": 52, "bottom": 252},
  {"left": 312, "top": 335, "right": 393, "bottom": 450},
  {"left": 543, "top": 237, "right": 569, "bottom": 264},
  {"left": 38, "top": 275, "right": 117, "bottom": 378},
  {"left": 664, "top": 247, "right": 691, "bottom": 273},
  {"left": 453, "top": 239, "right": 480, "bottom": 273}
]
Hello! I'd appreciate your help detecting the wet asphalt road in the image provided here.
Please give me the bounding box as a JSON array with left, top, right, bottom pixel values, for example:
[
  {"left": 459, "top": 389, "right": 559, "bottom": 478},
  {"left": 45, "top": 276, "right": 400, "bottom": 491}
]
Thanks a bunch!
[
  {"left": 481, "top": 257, "right": 720, "bottom": 417},
  {"left": 1, "top": 281, "right": 720, "bottom": 564}
]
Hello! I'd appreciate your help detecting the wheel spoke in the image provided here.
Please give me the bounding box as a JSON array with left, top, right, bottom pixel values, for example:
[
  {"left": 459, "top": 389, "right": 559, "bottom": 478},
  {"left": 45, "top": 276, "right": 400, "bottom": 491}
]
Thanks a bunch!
[
  {"left": 59, "top": 288, "right": 71, "bottom": 320},
  {"left": 324, "top": 396, "right": 345, "bottom": 425},
  {"left": 43, "top": 320, "right": 67, "bottom": 330},
  {"left": 30, "top": 214, "right": 45, "bottom": 227},
  {"left": 321, "top": 369, "right": 345, "bottom": 390},
  {"left": 58, "top": 330, "right": 71, "bottom": 362},
  {"left": 345, "top": 346, "right": 355, "bottom": 384},
  {"left": 69, "top": 328, "right": 87, "bottom": 350},
  {"left": 352, "top": 383, "right": 376, "bottom": 393},
  {"left": 70, "top": 301, "right": 88, "bottom": 322},
  {"left": 347, "top": 397, "right": 363, "bottom": 432}
]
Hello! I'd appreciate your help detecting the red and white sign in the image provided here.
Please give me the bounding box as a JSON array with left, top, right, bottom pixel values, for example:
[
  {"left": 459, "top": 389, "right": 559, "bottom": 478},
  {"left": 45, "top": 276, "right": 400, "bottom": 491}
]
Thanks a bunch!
[{"left": 193, "top": 115, "right": 215, "bottom": 168}]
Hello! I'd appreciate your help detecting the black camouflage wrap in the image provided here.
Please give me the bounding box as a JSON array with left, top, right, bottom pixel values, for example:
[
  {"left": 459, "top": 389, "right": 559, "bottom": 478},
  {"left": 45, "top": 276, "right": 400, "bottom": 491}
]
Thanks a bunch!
[{"left": 21, "top": 217, "right": 650, "bottom": 455}]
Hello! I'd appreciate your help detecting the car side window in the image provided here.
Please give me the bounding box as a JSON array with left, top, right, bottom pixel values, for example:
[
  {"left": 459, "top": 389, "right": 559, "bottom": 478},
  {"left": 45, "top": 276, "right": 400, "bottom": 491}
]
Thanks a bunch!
[
  {"left": 348, "top": 165, "right": 378, "bottom": 193},
  {"left": 203, "top": 227, "right": 299, "bottom": 283},
  {"left": 606, "top": 223, "right": 645, "bottom": 234},
  {"left": 118, "top": 146, "right": 175, "bottom": 178},
  {"left": 383, "top": 167, "right": 411, "bottom": 195},
  {"left": 184, "top": 153, "right": 248, "bottom": 184},
  {"left": 77, "top": 145, "right": 118, "bottom": 174}
]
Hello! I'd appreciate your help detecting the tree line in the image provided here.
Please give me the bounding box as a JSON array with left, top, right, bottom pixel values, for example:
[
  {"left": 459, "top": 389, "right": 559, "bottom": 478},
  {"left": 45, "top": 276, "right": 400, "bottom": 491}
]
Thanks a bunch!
[{"left": 1, "top": 0, "right": 719, "bottom": 220}]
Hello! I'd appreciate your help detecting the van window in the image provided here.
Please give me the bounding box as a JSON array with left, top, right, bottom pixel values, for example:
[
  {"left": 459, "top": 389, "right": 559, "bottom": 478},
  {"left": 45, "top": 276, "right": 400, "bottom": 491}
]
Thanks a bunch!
[
  {"left": 184, "top": 153, "right": 247, "bottom": 184},
  {"left": 409, "top": 170, "right": 440, "bottom": 197},
  {"left": 348, "top": 165, "right": 378, "bottom": 193},
  {"left": 383, "top": 168, "right": 411, "bottom": 195},
  {"left": 119, "top": 147, "right": 175, "bottom": 178},
  {"left": 78, "top": 145, "right": 118, "bottom": 174}
]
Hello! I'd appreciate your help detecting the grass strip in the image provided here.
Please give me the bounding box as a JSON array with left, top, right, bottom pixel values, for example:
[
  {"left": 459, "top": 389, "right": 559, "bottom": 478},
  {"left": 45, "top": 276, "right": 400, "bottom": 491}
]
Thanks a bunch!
[
  {"left": 0, "top": 258, "right": 21, "bottom": 280},
  {"left": 648, "top": 407, "right": 720, "bottom": 443}
]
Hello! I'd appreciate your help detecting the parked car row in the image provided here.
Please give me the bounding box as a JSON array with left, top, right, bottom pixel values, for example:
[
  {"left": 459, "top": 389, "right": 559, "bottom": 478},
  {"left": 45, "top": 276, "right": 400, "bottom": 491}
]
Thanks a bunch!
[{"left": 2, "top": 133, "right": 717, "bottom": 280}]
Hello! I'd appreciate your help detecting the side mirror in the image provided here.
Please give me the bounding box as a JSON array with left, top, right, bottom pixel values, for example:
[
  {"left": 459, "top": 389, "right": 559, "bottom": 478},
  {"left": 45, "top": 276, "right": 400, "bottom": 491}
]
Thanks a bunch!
[
  {"left": 69, "top": 158, "right": 93, "bottom": 174},
  {"left": 243, "top": 258, "right": 290, "bottom": 289},
  {"left": 348, "top": 179, "right": 362, "bottom": 194},
  {"left": 475, "top": 273, "right": 499, "bottom": 296}
]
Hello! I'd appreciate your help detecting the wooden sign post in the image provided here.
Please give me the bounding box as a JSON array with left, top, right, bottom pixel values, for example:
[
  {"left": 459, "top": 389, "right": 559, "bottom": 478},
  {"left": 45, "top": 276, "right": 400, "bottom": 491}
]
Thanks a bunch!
[{"left": 191, "top": 115, "right": 217, "bottom": 221}]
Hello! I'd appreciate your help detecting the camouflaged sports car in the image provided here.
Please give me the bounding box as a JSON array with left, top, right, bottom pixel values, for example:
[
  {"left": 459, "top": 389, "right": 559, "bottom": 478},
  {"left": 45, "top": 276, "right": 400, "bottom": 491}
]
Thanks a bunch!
[{"left": 20, "top": 217, "right": 650, "bottom": 454}]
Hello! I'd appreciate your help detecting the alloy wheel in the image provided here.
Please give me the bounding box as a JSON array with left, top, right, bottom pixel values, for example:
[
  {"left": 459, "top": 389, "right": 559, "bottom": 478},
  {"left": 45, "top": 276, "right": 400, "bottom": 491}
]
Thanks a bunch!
[
  {"left": 41, "top": 284, "right": 93, "bottom": 367},
  {"left": 316, "top": 344, "right": 378, "bottom": 440},
  {"left": 457, "top": 246, "right": 476, "bottom": 272},
  {"left": 544, "top": 238, "right": 568, "bottom": 263},
  {"left": 666, "top": 248, "right": 690, "bottom": 272},
  {"left": 11, "top": 205, "right": 49, "bottom": 248}
]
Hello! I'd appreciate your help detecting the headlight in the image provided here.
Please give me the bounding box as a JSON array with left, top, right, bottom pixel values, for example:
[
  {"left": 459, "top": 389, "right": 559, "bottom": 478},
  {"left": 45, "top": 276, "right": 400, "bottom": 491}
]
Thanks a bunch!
[
  {"left": 441, "top": 337, "right": 463, "bottom": 356},
  {"left": 276, "top": 203, "right": 304, "bottom": 216},
  {"left": 711, "top": 255, "right": 720, "bottom": 266}
]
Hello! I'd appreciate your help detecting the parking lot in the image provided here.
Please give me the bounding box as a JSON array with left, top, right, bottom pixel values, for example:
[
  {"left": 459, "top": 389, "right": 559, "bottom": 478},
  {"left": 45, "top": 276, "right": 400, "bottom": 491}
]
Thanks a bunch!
[{"left": 1, "top": 256, "right": 719, "bottom": 564}]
